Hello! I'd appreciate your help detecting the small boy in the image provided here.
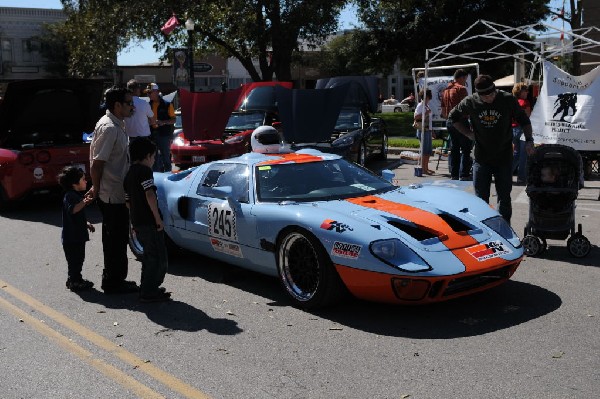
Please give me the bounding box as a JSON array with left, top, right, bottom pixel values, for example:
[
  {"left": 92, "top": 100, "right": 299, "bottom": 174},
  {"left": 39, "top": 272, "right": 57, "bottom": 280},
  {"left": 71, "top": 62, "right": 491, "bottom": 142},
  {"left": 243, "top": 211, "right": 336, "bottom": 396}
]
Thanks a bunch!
[
  {"left": 58, "top": 166, "right": 95, "bottom": 291},
  {"left": 124, "top": 138, "right": 170, "bottom": 302},
  {"left": 541, "top": 165, "right": 560, "bottom": 184}
]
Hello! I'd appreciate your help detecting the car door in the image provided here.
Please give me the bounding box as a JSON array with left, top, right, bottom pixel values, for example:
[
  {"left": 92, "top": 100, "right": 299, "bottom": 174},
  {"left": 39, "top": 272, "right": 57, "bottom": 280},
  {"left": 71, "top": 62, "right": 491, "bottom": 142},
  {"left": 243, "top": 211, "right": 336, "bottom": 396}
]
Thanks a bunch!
[{"left": 184, "top": 162, "right": 257, "bottom": 260}]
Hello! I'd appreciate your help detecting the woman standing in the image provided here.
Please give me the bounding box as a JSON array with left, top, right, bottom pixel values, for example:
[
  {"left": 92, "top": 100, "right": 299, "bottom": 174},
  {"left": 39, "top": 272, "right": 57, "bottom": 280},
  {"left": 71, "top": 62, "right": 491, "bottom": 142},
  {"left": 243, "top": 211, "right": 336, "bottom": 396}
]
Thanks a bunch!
[
  {"left": 511, "top": 83, "right": 532, "bottom": 184},
  {"left": 414, "top": 89, "right": 435, "bottom": 175}
]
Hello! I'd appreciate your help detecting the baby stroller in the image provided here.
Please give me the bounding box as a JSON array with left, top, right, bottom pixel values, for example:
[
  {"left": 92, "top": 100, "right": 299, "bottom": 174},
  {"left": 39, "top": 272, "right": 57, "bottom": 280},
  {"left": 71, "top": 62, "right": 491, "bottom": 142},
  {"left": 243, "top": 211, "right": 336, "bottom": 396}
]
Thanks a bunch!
[{"left": 522, "top": 144, "right": 591, "bottom": 257}]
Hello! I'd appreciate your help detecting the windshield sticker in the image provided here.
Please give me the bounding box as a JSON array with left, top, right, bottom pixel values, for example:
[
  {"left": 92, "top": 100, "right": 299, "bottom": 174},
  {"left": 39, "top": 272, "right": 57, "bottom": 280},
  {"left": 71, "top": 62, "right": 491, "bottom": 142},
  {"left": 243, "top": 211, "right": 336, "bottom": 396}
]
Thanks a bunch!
[
  {"left": 321, "top": 219, "right": 353, "bottom": 233},
  {"left": 466, "top": 241, "right": 512, "bottom": 261},
  {"left": 331, "top": 241, "right": 362, "bottom": 259},
  {"left": 208, "top": 202, "right": 238, "bottom": 242},
  {"left": 210, "top": 238, "right": 243, "bottom": 258},
  {"left": 258, "top": 165, "right": 271, "bottom": 170},
  {"left": 351, "top": 183, "right": 374, "bottom": 191}
]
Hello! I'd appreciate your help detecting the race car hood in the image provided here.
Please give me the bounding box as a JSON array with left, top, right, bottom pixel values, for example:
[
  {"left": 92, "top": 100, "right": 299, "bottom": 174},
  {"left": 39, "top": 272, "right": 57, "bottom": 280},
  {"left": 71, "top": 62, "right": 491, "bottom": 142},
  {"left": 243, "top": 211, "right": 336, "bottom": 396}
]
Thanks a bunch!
[
  {"left": 274, "top": 85, "right": 349, "bottom": 143},
  {"left": 180, "top": 87, "right": 242, "bottom": 141},
  {"left": 0, "top": 79, "right": 104, "bottom": 148},
  {"left": 316, "top": 76, "right": 379, "bottom": 113}
]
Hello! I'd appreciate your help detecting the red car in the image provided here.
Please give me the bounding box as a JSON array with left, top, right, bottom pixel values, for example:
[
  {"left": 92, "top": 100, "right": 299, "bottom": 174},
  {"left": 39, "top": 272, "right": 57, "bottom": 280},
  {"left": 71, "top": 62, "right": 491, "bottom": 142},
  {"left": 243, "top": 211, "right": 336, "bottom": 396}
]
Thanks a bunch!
[
  {"left": 0, "top": 79, "right": 103, "bottom": 209},
  {"left": 170, "top": 82, "right": 292, "bottom": 169}
]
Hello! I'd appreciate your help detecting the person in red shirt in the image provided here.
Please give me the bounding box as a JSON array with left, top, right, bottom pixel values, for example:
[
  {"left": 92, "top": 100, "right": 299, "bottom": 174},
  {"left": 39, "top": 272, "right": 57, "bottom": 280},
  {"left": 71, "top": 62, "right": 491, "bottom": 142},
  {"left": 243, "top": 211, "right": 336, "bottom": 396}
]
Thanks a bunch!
[{"left": 442, "top": 69, "right": 473, "bottom": 180}]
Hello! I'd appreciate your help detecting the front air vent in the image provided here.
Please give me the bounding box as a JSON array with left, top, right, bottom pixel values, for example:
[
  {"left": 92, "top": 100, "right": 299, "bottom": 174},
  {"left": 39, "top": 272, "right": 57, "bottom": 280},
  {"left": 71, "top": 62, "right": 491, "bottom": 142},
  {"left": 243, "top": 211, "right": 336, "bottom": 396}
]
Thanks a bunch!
[
  {"left": 438, "top": 213, "right": 472, "bottom": 233},
  {"left": 388, "top": 221, "right": 437, "bottom": 241}
]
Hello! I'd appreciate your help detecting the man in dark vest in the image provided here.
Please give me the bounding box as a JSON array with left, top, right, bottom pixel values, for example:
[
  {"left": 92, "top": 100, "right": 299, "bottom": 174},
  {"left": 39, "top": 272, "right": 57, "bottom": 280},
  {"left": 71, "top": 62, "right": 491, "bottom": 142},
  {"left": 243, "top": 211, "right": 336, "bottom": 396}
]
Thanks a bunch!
[{"left": 147, "top": 83, "right": 176, "bottom": 172}]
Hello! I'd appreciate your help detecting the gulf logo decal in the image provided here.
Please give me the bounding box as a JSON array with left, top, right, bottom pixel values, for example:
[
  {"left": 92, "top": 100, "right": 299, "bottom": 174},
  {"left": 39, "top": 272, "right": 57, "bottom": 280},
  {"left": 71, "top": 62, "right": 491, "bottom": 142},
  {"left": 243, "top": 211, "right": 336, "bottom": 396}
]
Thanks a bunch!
[
  {"left": 257, "top": 153, "right": 323, "bottom": 165},
  {"left": 466, "top": 241, "right": 512, "bottom": 261}
]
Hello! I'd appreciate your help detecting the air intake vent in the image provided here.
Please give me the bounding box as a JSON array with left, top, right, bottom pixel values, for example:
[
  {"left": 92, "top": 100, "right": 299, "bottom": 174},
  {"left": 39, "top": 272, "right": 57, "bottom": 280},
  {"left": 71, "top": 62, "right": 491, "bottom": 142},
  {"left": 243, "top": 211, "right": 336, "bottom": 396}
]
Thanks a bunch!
[
  {"left": 438, "top": 213, "right": 472, "bottom": 233},
  {"left": 388, "top": 221, "right": 437, "bottom": 241}
]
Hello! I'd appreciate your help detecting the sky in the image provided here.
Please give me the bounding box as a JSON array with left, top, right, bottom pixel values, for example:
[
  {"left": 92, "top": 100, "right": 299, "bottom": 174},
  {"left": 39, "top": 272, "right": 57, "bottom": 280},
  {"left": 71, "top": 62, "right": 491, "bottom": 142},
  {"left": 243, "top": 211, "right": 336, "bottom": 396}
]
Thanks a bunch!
[{"left": 1, "top": 0, "right": 566, "bottom": 65}]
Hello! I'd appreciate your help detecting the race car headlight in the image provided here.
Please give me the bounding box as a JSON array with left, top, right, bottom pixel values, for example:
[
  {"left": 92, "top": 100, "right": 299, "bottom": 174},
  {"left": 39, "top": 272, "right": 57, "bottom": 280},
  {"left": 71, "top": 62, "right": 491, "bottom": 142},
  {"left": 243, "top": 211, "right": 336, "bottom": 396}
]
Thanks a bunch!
[
  {"left": 370, "top": 239, "right": 432, "bottom": 273},
  {"left": 225, "top": 134, "right": 245, "bottom": 144},
  {"left": 483, "top": 216, "right": 517, "bottom": 240},
  {"left": 173, "top": 135, "right": 185, "bottom": 146}
]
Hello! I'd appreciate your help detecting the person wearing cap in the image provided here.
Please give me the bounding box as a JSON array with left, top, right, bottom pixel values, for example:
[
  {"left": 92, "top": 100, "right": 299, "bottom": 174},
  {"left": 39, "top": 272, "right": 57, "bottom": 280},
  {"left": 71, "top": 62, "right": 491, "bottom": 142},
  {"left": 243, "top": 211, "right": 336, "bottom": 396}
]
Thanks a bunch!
[
  {"left": 125, "top": 79, "right": 156, "bottom": 139},
  {"left": 147, "top": 83, "right": 176, "bottom": 172},
  {"left": 441, "top": 69, "right": 473, "bottom": 181},
  {"left": 448, "top": 74, "right": 535, "bottom": 224}
]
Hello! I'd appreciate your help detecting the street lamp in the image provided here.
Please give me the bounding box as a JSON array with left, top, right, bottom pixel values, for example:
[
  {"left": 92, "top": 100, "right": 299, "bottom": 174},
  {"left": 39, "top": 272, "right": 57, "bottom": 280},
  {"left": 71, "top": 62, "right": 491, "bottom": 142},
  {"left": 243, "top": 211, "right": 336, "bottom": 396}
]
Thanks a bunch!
[{"left": 185, "top": 18, "right": 195, "bottom": 92}]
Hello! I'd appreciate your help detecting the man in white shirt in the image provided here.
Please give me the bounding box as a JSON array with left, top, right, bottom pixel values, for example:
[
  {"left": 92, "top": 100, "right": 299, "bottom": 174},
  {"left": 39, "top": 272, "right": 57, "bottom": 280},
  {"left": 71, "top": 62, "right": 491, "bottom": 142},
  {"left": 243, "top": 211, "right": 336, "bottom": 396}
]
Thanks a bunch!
[{"left": 125, "top": 79, "right": 156, "bottom": 138}]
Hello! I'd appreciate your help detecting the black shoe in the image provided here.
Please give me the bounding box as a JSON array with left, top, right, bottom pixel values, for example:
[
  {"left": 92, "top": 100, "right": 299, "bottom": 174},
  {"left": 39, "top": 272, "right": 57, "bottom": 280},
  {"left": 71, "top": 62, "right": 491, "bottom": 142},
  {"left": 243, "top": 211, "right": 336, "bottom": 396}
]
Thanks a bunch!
[
  {"left": 66, "top": 279, "right": 94, "bottom": 292},
  {"left": 459, "top": 176, "right": 472, "bottom": 181},
  {"left": 451, "top": 176, "right": 459, "bottom": 180},
  {"left": 139, "top": 291, "right": 172, "bottom": 303},
  {"left": 102, "top": 280, "right": 139, "bottom": 294}
]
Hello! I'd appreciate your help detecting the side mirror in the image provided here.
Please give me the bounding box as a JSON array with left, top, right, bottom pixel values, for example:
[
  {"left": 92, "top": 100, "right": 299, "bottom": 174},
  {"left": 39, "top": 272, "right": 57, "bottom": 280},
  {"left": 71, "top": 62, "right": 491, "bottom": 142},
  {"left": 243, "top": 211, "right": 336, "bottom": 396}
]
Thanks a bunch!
[{"left": 381, "top": 169, "right": 395, "bottom": 183}]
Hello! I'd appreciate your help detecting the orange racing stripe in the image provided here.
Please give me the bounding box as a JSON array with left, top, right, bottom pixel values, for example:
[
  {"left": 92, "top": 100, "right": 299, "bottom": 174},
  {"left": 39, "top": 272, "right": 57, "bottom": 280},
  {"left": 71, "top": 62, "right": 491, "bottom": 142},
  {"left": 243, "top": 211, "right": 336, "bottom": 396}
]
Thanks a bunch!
[
  {"left": 257, "top": 152, "right": 323, "bottom": 165},
  {"left": 345, "top": 195, "right": 513, "bottom": 272}
]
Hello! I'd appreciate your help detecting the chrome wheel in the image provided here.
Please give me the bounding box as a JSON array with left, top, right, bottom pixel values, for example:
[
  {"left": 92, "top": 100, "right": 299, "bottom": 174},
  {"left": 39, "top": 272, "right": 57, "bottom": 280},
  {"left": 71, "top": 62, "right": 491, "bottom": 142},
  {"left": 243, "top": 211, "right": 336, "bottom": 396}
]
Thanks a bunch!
[{"left": 277, "top": 228, "right": 345, "bottom": 308}]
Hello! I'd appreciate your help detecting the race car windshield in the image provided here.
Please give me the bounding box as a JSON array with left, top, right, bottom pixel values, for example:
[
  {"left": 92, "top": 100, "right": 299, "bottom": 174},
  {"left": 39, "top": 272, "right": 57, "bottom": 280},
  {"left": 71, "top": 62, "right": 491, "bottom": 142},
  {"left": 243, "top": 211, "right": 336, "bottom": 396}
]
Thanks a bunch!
[
  {"left": 226, "top": 111, "right": 266, "bottom": 130},
  {"left": 334, "top": 109, "right": 360, "bottom": 131},
  {"left": 256, "top": 159, "right": 395, "bottom": 202}
]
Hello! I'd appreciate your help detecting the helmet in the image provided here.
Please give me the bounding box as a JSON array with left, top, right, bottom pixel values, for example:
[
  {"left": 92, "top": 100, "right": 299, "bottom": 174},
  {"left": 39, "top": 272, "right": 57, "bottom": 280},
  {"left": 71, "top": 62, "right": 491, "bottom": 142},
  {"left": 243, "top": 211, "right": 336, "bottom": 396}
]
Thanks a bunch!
[{"left": 251, "top": 126, "right": 284, "bottom": 154}]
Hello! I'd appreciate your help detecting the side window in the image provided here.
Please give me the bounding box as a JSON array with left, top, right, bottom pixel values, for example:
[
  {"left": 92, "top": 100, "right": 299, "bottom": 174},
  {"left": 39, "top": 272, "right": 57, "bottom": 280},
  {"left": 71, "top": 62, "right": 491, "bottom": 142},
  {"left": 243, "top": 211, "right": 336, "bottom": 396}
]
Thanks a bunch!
[{"left": 196, "top": 163, "right": 249, "bottom": 203}]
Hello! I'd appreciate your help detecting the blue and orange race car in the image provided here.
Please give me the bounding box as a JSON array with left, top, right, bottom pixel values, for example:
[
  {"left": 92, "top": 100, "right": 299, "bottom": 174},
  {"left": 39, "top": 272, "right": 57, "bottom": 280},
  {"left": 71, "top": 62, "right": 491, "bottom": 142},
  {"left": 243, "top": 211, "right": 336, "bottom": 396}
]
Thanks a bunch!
[{"left": 131, "top": 149, "right": 524, "bottom": 308}]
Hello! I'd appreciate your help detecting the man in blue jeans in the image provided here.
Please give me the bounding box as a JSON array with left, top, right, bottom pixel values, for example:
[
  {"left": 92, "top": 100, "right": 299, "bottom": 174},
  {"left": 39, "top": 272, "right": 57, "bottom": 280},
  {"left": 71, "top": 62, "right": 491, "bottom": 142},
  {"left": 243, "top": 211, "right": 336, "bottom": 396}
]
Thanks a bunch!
[
  {"left": 441, "top": 69, "right": 473, "bottom": 180},
  {"left": 147, "top": 83, "right": 176, "bottom": 172},
  {"left": 448, "top": 75, "right": 535, "bottom": 224}
]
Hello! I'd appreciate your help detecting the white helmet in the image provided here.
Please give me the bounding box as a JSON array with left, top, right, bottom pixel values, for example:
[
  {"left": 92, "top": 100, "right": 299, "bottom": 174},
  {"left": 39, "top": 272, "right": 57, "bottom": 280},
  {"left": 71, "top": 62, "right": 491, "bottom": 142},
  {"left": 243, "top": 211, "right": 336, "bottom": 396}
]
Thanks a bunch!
[{"left": 251, "top": 126, "right": 284, "bottom": 153}]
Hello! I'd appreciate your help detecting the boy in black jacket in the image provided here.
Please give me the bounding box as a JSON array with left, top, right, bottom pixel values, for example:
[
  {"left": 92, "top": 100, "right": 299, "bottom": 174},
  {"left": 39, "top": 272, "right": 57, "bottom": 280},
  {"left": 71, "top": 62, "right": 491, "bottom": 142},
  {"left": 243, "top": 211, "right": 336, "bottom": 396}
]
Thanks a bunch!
[
  {"left": 124, "top": 138, "right": 170, "bottom": 302},
  {"left": 58, "top": 166, "right": 95, "bottom": 291}
]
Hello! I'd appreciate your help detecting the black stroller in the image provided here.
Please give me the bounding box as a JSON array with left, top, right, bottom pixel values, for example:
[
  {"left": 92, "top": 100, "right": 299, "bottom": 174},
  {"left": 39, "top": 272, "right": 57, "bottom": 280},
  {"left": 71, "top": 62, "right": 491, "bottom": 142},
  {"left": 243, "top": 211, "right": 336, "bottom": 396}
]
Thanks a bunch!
[{"left": 522, "top": 144, "right": 591, "bottom": 257}]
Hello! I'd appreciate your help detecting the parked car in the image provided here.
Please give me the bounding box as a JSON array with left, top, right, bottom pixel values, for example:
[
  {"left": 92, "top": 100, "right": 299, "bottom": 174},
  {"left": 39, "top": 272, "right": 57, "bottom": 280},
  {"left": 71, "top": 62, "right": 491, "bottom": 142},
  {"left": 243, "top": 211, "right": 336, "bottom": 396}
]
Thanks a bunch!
[
  {"left": 170, "top": 82, "right": 292, "bottom": 169},
  {"left": 130, "top": 148, "right": 524, "bottom": 308},
  {"left": 275, "top": 76, "right": 388, "bottom": 166},
  {"left": 381, "top": 98, "right": 415, "bottom": 113},
  {"left": 0, "top": 79, "right": 103, "bottom": 209}
]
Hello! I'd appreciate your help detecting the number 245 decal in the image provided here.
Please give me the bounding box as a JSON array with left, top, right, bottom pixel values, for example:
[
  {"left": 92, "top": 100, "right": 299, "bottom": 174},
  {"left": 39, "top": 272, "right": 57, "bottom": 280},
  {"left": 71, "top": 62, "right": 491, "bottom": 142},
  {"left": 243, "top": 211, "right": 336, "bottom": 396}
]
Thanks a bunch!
[{"left": 208, "top": 203, "right": 238, "bottom": 242}]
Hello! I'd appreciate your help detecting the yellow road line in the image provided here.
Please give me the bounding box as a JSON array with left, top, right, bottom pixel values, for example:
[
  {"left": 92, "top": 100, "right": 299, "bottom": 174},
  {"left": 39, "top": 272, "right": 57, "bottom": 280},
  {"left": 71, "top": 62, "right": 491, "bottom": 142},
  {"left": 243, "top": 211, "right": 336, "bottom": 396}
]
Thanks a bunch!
[
  {"left": 0, "top": 279, "right": 210, "bottom": 399},
  {"left": 0, "top": 295, "right": 164, "bottom": 399}
]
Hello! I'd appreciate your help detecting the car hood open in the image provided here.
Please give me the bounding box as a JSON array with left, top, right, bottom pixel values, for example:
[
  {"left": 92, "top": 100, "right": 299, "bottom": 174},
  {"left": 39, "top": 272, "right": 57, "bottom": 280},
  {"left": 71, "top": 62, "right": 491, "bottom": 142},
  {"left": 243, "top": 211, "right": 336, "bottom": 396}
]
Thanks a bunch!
[
  {"left": 316, "top": 76, "right": 379, "bottom": 113},
  {"left": 274, "top": 85, "right": 349, "bottom": 143},
  {"left": 0, "top": 79, "right": 104, "bottom": 148},
  {"left": 180, "top": 87, "right": 242, "bottom": 141},
  {"left": 236, "top": 81, "right": 293, "bottom": 111}
]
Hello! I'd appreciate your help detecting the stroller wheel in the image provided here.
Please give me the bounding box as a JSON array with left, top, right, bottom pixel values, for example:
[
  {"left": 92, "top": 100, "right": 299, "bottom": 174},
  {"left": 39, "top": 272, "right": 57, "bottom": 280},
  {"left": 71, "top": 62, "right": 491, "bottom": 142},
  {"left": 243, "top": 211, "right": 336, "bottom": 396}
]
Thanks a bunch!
[
  {"left": 567, "top": 234, "right": 591, "bottom": 258},
  {"left": 522, "top": 235, "right": 542, "bottom": 257}
]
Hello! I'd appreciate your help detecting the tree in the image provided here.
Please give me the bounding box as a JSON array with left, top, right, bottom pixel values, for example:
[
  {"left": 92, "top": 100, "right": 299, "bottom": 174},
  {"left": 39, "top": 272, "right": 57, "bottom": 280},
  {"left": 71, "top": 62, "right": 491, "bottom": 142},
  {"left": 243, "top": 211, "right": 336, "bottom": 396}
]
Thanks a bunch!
[
  {"left": 355, "top": 0, "right": 551, "bottom": 76},
  {"left": 35, "top": 23, "right": 70, "bottom": 78},
  {"left": 547, "top": 0, "right": 584, "bottom": 75},
  {"left": 61, "top": 0, "right": 348, "bottom": 81}
]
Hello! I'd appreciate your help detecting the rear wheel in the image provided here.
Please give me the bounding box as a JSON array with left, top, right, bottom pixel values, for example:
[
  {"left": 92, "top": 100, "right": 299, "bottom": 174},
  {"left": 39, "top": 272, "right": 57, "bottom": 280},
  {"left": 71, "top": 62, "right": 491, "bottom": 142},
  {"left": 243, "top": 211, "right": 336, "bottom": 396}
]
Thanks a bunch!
[
  {"left": 567, "top": 234, "right": 591, "bottom": 258},
  {"left": 277, "top": 228, "right": 345, "bottom": 308},
  {"left": 128, "top": 223, "right": 179, "bottom": 261}
]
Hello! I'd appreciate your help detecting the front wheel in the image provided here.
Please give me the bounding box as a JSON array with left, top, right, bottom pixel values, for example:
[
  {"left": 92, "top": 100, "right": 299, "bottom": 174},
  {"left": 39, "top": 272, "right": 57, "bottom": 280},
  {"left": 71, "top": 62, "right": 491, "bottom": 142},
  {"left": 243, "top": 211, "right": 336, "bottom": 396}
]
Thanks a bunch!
[
  {"left": 522, "top": 235, "right": 542, "bottom": 257},
  {"left": 128, "top": 223, "right": 179, "bottom": 261},
  {"left": 567, "top": 234, "right": 591, "bottom": 258},
  {"left": 277, "top": 228, "right": 346, "bottom": 308}
]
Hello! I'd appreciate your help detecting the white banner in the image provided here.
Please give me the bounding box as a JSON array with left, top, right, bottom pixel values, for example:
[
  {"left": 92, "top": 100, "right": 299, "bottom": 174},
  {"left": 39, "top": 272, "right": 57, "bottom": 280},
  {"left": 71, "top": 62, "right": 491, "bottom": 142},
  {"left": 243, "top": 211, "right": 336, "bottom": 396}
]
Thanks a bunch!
[
  {"left": 530, "top": 61, "right": 600, "bottom": 151},
  {"left": 418, "top": 75, "right": 473, "bottom": 130}
]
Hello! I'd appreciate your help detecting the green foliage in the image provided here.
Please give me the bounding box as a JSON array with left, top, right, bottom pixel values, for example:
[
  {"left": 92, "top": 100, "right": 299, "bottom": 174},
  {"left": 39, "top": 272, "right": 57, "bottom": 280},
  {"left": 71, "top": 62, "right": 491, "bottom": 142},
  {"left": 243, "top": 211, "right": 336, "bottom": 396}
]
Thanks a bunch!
[
  {"left": 377, "top": 112, "right": 415, "bottom": 136},
  {"left": 35, "top": 23, "right": 70, "bottom": 78},
  {"left": 355, "top": 0, "right": 551, "bottom": 76},
  {"left": 60, "top": 0, "right": 348, "bottom": 81}
]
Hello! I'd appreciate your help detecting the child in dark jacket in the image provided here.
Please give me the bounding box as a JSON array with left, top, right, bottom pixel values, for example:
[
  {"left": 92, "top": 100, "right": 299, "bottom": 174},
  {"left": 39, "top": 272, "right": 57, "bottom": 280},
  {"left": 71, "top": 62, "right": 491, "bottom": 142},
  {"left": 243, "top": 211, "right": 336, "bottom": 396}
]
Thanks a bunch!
[
  {"left": 124, "top": 138, "right": 171, "bottom": 302},
  {"left": 58, "top": 166, "right": 95, "bottom": 291}
]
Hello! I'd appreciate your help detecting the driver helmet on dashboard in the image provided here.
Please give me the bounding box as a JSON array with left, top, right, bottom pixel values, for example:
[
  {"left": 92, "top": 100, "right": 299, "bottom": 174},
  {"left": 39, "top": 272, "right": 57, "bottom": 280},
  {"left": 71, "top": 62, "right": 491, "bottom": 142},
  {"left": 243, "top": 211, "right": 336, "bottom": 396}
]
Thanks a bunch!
[{"left": 251, "top": 126, "right": 287, "bottom": 154}]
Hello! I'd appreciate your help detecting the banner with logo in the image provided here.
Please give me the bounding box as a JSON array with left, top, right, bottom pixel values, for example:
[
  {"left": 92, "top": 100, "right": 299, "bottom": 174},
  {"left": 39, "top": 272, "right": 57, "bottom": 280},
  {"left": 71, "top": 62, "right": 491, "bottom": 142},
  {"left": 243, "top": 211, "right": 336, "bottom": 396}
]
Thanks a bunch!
[
  {"left": 530, "top": 61, "right": 600, "bottom": 151},
  {"left": 418, "top": 75, "right": 472, "bottom": 130}
]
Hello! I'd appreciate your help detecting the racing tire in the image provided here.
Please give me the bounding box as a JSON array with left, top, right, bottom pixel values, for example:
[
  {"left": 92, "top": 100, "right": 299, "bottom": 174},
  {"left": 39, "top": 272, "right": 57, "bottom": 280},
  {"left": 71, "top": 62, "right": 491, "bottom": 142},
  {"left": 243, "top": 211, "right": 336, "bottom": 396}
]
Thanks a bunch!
[
  {"left": 356, "top": 142, "right": 367, "bottom": 166},
  {"left": 522, "top": 235, "right": 542, "bottom": 257},
  {"left": 276, "top": 228, "right": 346, "bottom": 309},
  {"left": 567, "top": 234, "right": 591, "bottom": 258}
]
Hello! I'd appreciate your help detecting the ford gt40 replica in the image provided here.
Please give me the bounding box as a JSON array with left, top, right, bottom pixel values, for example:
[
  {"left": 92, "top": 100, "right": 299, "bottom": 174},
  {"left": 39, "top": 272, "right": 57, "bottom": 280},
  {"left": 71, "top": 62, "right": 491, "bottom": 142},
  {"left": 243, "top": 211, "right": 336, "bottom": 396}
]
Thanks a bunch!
[
  {"left": 0, "top": 79, "right": 103, "bottom": 209},
  {"left": 133, "top": 150, "right": 524, "bottom": 308}
]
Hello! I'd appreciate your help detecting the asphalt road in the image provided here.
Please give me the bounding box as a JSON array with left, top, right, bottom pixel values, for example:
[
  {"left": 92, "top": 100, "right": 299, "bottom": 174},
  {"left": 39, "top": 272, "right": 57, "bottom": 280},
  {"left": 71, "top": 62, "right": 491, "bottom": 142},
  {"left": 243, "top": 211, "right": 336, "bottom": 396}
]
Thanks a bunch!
[{"left": 0, "top": 154, "right": 598, "bottom": 398}]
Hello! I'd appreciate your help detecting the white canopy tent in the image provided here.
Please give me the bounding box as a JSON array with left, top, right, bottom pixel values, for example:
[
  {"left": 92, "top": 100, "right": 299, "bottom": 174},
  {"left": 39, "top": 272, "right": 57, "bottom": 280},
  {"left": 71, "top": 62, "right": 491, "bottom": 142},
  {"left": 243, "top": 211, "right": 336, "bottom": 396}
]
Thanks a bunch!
[{"left": 412, "top": 19, "right": 600, "bottom": 169}]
